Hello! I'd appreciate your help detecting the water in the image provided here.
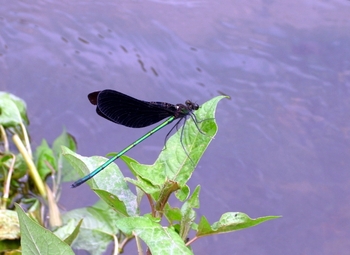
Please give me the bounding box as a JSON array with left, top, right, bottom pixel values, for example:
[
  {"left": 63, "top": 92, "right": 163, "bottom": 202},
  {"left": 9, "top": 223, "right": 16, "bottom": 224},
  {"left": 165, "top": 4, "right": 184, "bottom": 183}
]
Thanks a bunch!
[{"left": 1, "top": 1, "right": 350, "bottom": 254}]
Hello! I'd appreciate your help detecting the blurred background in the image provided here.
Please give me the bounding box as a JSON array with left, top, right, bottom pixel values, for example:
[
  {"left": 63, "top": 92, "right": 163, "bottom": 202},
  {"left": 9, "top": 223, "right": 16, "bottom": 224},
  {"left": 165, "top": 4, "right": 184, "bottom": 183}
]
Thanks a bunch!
[{"left": 1, "top": 0, "right": 350, "bottom": 254}]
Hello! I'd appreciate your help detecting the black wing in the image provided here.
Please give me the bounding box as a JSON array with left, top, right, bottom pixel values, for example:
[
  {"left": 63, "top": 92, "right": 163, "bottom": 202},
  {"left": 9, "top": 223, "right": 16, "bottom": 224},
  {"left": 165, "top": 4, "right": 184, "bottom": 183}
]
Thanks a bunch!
[{"left": 88, "top": 89, "right": 177, "bottom": 128}]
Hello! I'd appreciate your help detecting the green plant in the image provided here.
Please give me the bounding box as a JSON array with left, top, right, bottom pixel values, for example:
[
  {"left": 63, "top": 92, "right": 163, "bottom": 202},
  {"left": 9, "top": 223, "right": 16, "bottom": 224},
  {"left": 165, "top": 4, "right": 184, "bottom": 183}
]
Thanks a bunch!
[
  {"left": 56, "top": 95, "right": 279, "bottom": 254},
  {"left": 4, "top": 92, "right": 279, "bottom": 255},
  {"left": 0, "top": 92, "right": 76, "bottom": 253}
]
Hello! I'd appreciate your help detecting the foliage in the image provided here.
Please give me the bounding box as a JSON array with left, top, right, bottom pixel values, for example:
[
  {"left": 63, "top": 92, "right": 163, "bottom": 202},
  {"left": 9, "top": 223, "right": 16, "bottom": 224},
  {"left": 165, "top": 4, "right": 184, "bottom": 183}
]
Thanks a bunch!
[
  {"left": 1, "top": 92, "right": 280, "bottom": 255},
  {"left": 0, "top": 92, "right": 76, "bottom": 253},
  {"left": 59, "top": 95, "right": 279, "bottom": 254}
]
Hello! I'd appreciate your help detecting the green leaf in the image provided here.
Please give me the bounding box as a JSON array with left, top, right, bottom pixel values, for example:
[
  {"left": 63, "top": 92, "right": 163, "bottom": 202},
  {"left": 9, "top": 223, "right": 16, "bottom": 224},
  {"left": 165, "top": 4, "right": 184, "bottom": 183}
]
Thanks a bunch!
[
  {"left": 0, "top": 92, "right": 28, "bottom": 126},
  {"left": 53, "top": 129, "right": 78, "bottom": 182},
  {"left": 122, "top": 156, "right": 160, "bottom": 195},
  {"left": 62, "top": 147, "right": 137, "bottom": 216},
  {"left": 164, "top": 204, "right": 182, "bottom": 223},
  {"left": 52, "top": 129, "right": 77, "bottom": 157},
  {"left": 182, "top": 185, "right": 200, "bottom": 209},
  {"left": 0, "top": 153, "right": 27, "bottom": 180},
  {"left": 179, "top": 186, "right": 200, "bottom": 240},
  {"left": 0, "top": 97, "right": 23, "bottom": 127},
  {"left": 56, "top": 201, "right": 122, "bottom": 255},
  {"left": 15, "top": 204, "right": 74, "bottom": 255},
  {"left": 116, "top": 216, "right": 193, "bottom": 255},
  {"left": 63, "top": 219, "right": 83, "bottom": 246},
  {"left": 197, "top": 212, "right": 281, "bottom": 237},
  {"left": 175, "top": 185, "right": 190, "bottom": 201},
  {"left": 93, "top": 189, "right": 130, "bottom": 217},
  {"left": 125, "top": 176, "right": 160, "bottom": 196},
  {"left": 124, "top": 96, "right": 227, "bottom": 192},
  {"left": 35, "top": 139, "right": 56, "bottom": 179}
]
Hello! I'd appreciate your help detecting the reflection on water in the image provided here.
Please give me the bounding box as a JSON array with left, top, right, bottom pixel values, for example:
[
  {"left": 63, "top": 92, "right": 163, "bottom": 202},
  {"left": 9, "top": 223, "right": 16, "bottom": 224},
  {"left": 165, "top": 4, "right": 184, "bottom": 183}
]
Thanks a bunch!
[{"left": 1, "top": 0, "right": 350, "bottom": 254}]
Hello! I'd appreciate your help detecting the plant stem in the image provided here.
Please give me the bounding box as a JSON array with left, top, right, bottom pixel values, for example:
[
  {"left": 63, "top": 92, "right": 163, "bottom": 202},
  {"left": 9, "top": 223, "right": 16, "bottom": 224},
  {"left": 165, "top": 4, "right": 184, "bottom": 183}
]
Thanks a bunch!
[
  {"left": 0, "top": 125, "right": 9, "bottom": 152},
  {"left": 119, "top": 236, "right": 134, "bottom": 253},
  {"left": 20, "top": 122, "right": 32, "bottom": 157},
  {"left": 134, "top": 232, "right": 144, "bottom": 255},
  {"left": 1, "top": 154, "right": 16, "bottom": 209},
  {"left": 145, "top": 193, "right": 156, "bottom": 217},
  {"left": 12, "top": 133, "right": 46, "bottom": 198},
  {"left": 185, "top": 236, "right": 199, "bottom": 247}
]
